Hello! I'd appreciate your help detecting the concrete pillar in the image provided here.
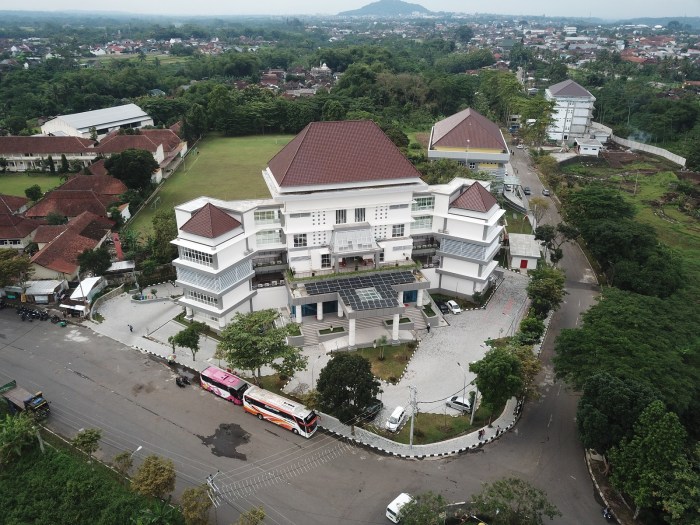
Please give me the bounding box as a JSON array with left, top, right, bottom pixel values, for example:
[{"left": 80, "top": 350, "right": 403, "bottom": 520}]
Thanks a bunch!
[
  {"left": 295, "top": 305, "right": 302, "bottom": 324},
  {"left": 348, "top": 318, "right": 356, "bottom": 348},
  {"left": 397, "top": 291, "right": 404, "bottom": 305},
  {"left": 417, "top": 289, "right": 424, "bottom": 307},
  {"left": 392, "top": 313, "right": 400, "bottom": 343},
  {"left": 337, "top": 301, "right": 344, "bottom": 318},
  {"left": 185, "top": 306, "right": 193, "bottom": 320},
  {"left": 316, "top": 302, "right": 323, "bottom": 321}
]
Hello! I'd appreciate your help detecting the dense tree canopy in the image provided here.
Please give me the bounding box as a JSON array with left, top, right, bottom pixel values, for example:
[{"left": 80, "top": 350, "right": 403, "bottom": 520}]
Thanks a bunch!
[
  {"left": 104, "top": 148, "right": 159, "bottom": 190},
  {"left": 470, "top": 477, "right": 561, "bottom": 525},
  {"left": 470, "top": 346, "right": 523, "bottom": 411}
]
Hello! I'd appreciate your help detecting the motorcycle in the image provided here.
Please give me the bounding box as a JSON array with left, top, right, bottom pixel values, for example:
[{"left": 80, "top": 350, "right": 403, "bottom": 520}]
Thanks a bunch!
[
  {"left": 175, "top": 376, "right": 186, "bottom": 388},
  {"left": 602, "top": 507, "right": 613, "bottom": 520}
]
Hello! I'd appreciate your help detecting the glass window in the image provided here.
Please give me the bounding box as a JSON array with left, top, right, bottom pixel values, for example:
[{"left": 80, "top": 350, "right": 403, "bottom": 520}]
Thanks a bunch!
[
  {"left": 256, "top": 230, "right": 282, "bottom": 245},
  {"left": 321, "top": 254, "right": 331, "bottom": 268},
  {"left": 254, "top": 210, "right": 278, "bottom": 224},
  {"left": 293, "top": 234, "right": 307, "bottom": 248},
  {"left": 355, "top": 208, "right": 365, "bottom": 222},
  {"left": 411, "top": 196, "right": 434, "bottom": 211},
  {"left": 336, "top": 209, "right": 346, "bottom": 224},
  {"left": 392, "top": 224, "right": 405, "bottom": 238},
  {"left": 181, "top": 247, "right": 213, "bottom": 267},
  {"left": 389, "top": 204, "right": 408, "bottom": 210},
  {"left": 188, "top": 290, "right": 218, "bottom": 306},
  {"left": 413, "top": 216, "right": 432, "bottom": 230},
  {"left": 469, "top": 161, "right": 476, "bottom": 170}
]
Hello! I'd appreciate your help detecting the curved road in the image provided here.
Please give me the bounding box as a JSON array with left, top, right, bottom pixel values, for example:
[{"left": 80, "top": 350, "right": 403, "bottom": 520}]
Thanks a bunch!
[{"left": 0, "top": 149, "right": 601, "bottom": 524}]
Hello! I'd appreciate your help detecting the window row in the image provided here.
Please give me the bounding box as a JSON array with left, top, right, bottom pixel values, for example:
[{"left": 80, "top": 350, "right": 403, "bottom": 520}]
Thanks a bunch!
[
  {"left": 181, "top": 247, "right": 213, "bottom": 267},
  {"left": 188, "top": 290, "right": 219, "bottom": 306}
]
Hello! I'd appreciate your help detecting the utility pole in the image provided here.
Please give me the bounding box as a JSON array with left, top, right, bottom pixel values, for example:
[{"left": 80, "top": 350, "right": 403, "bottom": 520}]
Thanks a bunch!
[
  {"left": 205, "top": 472, "right": 222, "bottom": 508},
  {"left": 408, "top": 385, "right": 418, "bottom": 449}
]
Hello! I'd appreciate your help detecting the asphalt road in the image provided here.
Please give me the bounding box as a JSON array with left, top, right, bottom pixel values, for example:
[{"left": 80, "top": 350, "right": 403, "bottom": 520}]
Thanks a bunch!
[{"left": 0, "top": 150, "right": 604, "bottom": 525}]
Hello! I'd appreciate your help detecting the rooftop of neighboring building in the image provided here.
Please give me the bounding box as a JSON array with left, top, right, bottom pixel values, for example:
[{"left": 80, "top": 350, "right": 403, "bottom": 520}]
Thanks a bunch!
[
  {"left": 0, "top": 194, "right": 30, "bottom": 214},
  {"left": 430, "top": 108, "right": 508, "bottom": 152},
  {"left": 546, "top": 78, "right": 594, "bottom": 98},
  {"left": 43, "top": 103, "right": 150, "bottom": 132},
  {"left": 0, "top": 135, "right": 94, "bottom": 154}
]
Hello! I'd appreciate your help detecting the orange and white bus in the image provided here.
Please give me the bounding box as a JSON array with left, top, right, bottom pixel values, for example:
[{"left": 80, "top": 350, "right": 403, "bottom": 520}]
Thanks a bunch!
[
  {"left": 200, "top": 366, "right": 249, "bottom": 405},
  {"left": 242, "top": 386, "right": 319, "bottom": 438}
]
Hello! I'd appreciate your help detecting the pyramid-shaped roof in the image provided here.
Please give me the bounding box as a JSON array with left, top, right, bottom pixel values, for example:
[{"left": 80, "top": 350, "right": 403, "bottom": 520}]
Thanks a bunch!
[
  {"left": 451, "top": 183, "right": 497, "bottom": 213},
  {"left": 547, "top": 79, "right": 593, "bottom": 98},
  {"left": 430, "top": 108, "right": 507, "bottom": 151},
  {"left": 181, "top": 203, "right": 241, "bottom": 239},
  {"left": 268, "top": 120, "right": 422, "bottom": 188}
]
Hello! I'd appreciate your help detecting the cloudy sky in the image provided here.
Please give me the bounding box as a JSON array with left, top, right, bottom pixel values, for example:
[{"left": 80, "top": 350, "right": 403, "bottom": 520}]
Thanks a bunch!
[{"left": 5, "top": 1, "right": 700, "bottom": 20}]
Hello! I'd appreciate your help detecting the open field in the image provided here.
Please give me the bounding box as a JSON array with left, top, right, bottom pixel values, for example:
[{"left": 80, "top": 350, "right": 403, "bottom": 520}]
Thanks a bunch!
[
  {"left": 0, "top": 173, "right": 64, "bottom": 197},
  {"left": 129, "top": 133, "right": 292, "bottom": 235}
]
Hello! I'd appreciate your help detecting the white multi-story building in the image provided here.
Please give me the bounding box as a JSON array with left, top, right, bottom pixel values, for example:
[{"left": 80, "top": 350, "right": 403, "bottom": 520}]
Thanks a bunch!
[
  {"left": 172, "top": 121, "right": 504, "bottom": 343},
  {"left": 545, "top": 79, "right": 596, "bottom": 142}
]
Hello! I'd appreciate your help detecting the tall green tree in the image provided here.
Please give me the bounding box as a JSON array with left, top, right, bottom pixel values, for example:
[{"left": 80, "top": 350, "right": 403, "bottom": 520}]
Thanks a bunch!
[
  {"left": 24, "top": 184, "right": 42, "bottom": 201},
  {"left": 470, "top": 347, "right": 523, "bottom": 411},
  {"left": 609, "top": 401, "right": 688, "bottom": 520},
  {"left": 0, "top": 249, "right": 33, "bottom": 288},
  {"left": 215, "top": 310, "right": 307, "bottom": 382},
  {"left": 150, "top": 208, "right": 178, "bottom": 264},
  {"left": 526, "top": 266, "right": 566, "bottom": 318},
  {"left": 168, "top": 322, "right": 207, "bottom": 361},
  {"left": 0, "top": 414, "right": 37, "bottom": 465},
  {"left": 398, "top": 492, "right": 447, "bottom": 525},
  {"left": 104, "top": 149, "right": 159, "bottom": 190},
  {"left": 77, "top": 246, "right": 112, "bottom": 276},
  {"left": 71, "top": 428, "right": 102, "bottom": 457},
  {"left": 316, "top": 353, "right": 382, "bottom": 424},
  {"left": 470, "top": 477, "right": 561, "bottom": 525},
  {"left": 180, "top": 485, "right": 212, "bottom": 525}
]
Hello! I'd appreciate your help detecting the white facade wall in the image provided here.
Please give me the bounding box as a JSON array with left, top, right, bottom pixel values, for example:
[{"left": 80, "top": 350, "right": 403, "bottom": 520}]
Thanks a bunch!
[{"left": 546, "top": 95, "right": 596, "bottom": 142}]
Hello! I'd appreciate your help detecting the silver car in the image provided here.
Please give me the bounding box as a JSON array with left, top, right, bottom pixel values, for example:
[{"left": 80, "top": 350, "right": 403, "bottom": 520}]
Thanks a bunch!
[{"left": 446, "top": 395, "right": 472, "bottom": 413}]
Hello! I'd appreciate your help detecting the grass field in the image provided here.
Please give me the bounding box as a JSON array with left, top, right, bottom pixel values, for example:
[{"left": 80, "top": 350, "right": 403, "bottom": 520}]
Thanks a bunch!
[
  {"left": 0, "top": 173, "right": 64, "bottom": 197},
  {"left": 129, "top": 133, "right": 292, "bottom": 235}
]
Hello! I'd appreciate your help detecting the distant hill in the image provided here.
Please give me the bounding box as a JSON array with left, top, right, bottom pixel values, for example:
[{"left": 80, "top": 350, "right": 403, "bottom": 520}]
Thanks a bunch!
[{"left": 339, "top": 0, "right": 431, "bottom": 17}]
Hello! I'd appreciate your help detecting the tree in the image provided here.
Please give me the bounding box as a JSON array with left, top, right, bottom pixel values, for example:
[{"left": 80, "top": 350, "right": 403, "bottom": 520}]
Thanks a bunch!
[
  {"left": 46, "top": 211, "right": 67, "bottom": 225},
  {"left": 59, "top": 154, "right": 70, "bottom": 173},
  {"left": 180, "top": 485, "right": 212, "bottom": 525},
  {"left": 609, "top": 401, "right": 688, "bottom": 519},
  {"left": 71, "top": 428, "right": 102, "bottom": 457},
  {"left": 104, "top": 149, "right": 159, "bottom": 190},
  {"left": 509, "top": 343, "right": 542, "bottom": 400},
  {"left": 0, "top": 414, "right": 36, "bottom": 465},
  {"left": 577, "top": 373, "right": 658, "bottom": 455},
  {"left": 470, "top": 477, "right": 561, "bottom": 525},
  {"left": 398, "top": 491, "right": 447, "bottom": 525},
  {"left": 526, "top": 266, "right": 566, "bottom": 318},
  {"left": 150, "top": 208, "right": 178, "bottom": 264},
  {"left": 168, "top": 322, "right": 207, "bottom": 361},
  {"left": 517, "top": 316, "right": 545, "bottom": 344},
  {"left": 0, "top": 248, "right": 33, "bottom": 288},
  {"left": 321, "top": 99, "right": 345, "bottom": 121},
  {"left": 182, "top": 103, "right": 207, "bottom": 143},
  {"left": 77, "top": 246, "right": 112, "bottom": 276},
  {"left": 528, "top": 196, "right": 549, "bottom": 226},
  {"left": 24, "top": 184, "right": 42, "bottom": 201},
  {"left": 469, "top": 347, "right": 523, "bottom": 411},
  {"left": 46, "top": 155, "right": 56, "bottom": 174},
  {"left": 454, "top": 25, "right": 474, "bottom": 44},
  {"left": 316, "top": 353, "right": 382, "bottom": 424},
  {"left": 216, "top": 310, "right": 307, "bottom": 382},
  {"left": 130, "top": 455, "right": 176, "bottom": 500},
  {"left": 113, "top": 450, "right": 134, "bottom": 478},
  {"left": 534, "top": 222, "right": 579, "bottom": 266},
  {"left": 235, "top": 506, "right": 265, "bottom": 525}
]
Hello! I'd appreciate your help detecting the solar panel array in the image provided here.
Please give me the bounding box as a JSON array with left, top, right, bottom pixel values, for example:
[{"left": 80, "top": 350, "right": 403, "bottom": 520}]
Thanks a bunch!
[{"left": 304, "top": 271, "right": 415, "bottom": 311}]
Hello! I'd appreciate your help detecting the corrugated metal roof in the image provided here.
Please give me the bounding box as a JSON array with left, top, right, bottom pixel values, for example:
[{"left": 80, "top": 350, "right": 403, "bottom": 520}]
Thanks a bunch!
[{"left": 48, "top": 104, "right": 149, "bottom": 132}]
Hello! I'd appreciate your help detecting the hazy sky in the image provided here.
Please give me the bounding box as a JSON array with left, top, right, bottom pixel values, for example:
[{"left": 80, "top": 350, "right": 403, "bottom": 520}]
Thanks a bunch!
[{"left": 5, "top": 1, "right": 700, "bottom": 20}]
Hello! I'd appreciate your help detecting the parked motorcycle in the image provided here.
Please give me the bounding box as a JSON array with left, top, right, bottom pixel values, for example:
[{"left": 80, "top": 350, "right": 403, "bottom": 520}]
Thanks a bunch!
[{"left": 602, "top": 507, "right": 613, "bottom": 520}]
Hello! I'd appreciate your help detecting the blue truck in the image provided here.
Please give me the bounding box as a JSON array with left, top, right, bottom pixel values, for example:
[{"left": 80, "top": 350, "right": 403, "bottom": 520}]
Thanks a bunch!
[{"left": 1, "top": 380, "right": 50, "bottom": 419}]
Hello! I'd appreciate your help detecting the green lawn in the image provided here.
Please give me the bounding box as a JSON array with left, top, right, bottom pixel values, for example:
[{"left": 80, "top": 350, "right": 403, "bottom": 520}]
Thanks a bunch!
[
  {"left": 129, "top": 133, "right": 292, "bottom": 235},
  {"left": 0, "top": 173, "right": 64, "bottom": 197}
]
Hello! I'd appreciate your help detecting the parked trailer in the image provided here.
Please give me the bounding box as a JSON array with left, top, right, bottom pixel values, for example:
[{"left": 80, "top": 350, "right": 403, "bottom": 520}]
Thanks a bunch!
[{"left": 0, "top": 380, "right": 50, "bottom": 419}]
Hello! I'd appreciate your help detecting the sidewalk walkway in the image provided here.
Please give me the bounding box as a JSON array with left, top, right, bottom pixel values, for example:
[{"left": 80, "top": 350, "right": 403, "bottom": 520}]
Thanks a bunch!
[{"left": 87, "top": 272, "right": 530, "bottom": 458}]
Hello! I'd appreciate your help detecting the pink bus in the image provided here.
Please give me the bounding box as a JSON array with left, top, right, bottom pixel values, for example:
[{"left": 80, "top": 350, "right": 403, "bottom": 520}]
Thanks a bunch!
[{"left": 200, "top": 366, "right": 250, "bottom": 405}]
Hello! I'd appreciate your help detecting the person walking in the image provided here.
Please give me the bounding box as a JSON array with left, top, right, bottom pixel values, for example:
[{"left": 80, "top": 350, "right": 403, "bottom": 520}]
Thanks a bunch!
[{"left": 128, "top": 324, "right": 133, "bottom": 332}]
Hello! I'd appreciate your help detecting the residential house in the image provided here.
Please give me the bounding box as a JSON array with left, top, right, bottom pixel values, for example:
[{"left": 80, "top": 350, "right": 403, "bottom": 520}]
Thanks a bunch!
[
  {"left": 25, "top": 190, "right": 117, "bottom": 221},
  {"left": 172, "top": 120, "right": 504, "bottom": 339},
  {"left": 41, "top": 103, "right": 154, "bottom": 139},
  {"left": 30, "top": 211, "right": 112, "bottom": 280},
  {"left": 545, "top": 79, "right": 596, "bottom": 142},
  {"left": 0, "top": 194, "right": 39, "bottom": 250},
  {"left": 428, "top": 108, "right": 510, "bottom": 185}
]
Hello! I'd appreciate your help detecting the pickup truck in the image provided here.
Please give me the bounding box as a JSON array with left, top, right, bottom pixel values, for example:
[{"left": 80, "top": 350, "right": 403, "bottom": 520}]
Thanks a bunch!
[{"left": 0, "top": 380, "right": 50, "bottom": 419}]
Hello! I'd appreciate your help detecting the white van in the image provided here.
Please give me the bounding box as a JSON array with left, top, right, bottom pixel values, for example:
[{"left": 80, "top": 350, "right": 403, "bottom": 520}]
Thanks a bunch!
[
  {"left": 385, "top": 406, "right": 406, "bottom": 433},
  {"left": 386, "top": 493, "right": 414, "bottom": 523}
]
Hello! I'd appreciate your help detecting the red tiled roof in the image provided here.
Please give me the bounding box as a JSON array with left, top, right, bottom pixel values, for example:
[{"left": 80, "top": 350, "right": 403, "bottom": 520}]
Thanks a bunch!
[
  {"left": 431, "top": 108, "right": 507, "bottom": 151},
  {"left": 268, "top": 120, "right": 422, "bottom": 188},
  {"left": 0, "top": 194, "right": 29, "bottom": 214},
  {"left": 181, "top": 203, "right": 242, "bottom": 238},
  {"left": 86, "top": 158, "right": 109, "bottom": 176},
  {"left": 547, "top": 79, "right": 593, "bottom": 98},
  {"left": 30, "top": 211, "right": 111, "bottom": 274},
  {"left": 450, "top": 182, "right": 498, "bottom": 213},
  {"left": 33, "top": 224, "right": 68, "bottom": 243},
  {"left": 96, "top": 134, "right": 159, "bottom": 153},
  {"left": 0, "top": 136, "right": 94, "bottom": 155},
  {"left": 141, "top": 129, "right": 182, "bottom": 151},
  {"left": 25, "top": 190, "right": 116, "bottom": 219},
  {"left": 60, "top": 174, "right": 127, "bottom": 196},
  {"left": 0, "top": 214, "right": 40, "bottom": 239}
]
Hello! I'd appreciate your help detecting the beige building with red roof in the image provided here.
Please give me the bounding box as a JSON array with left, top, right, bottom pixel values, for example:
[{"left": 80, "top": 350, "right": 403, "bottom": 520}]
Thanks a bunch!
[
  {"left": 0, "top": 194, "right": 38, "bottom": 250},
  {"left": 0, "top": 136, "right": 95, "bottom": 172},
  {"left": 172, "top": 120, "right": 504, "bottom": 337},
  {"left": 30, "top": 211, "right": 112, "bottom": 280},
  {"left": 428, "top": 108, "right": 510, "bottom": 185}
]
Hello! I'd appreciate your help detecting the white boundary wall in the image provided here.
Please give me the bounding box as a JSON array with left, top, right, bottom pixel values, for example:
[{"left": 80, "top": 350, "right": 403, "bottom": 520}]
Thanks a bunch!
[{"left": 592, "top": 122, "right": 686, "bottom": 167}]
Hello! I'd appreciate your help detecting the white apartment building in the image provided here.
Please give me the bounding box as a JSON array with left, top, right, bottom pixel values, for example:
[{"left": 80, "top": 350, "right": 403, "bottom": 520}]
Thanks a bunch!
[
  {"left": 545, "top": 79, "right": 596, "bottom": 142},
  {"left": 172, "top": 121, "right": 504, "bottom": 342}
]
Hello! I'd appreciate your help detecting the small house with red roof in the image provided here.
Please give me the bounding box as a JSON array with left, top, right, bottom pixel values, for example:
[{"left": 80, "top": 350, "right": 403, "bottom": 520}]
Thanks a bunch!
[
  {"left": 172, "top": 120, "right": 504, "bottom": 337},
  {"left": 0, "top": 194, "right": 40, "bottom": 250}
]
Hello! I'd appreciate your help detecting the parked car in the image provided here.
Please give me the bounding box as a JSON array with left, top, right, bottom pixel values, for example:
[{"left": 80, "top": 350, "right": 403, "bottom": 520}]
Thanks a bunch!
[
  {"left": 446, "top": 300, "right": 461, "bottom": 314},
  {"left": 522, "top": 186, "right": 531, "bottom": 195},
  {"left": 516, "top": 144, "right": 524, "bottom": 149},
  {"left": 386, "top": 493, "right": 414, "bottom": 523},
  {"left": 503, "top": 184, "right": 513, "bottom": 192},
  {"left": 446, "top": 395, "right": 472, "bottom": 413},
  {"left": 542, "top": 188, "right": 551, "bottom": 196},
  {"left": 359, "top": 399, "right": 384, "bottom": 422},
  {"left": 385, "top": 406, "right": 406, "bottom": 433},
  {"left": 435, "top": 301, "right": 449, "bottom": 315}
]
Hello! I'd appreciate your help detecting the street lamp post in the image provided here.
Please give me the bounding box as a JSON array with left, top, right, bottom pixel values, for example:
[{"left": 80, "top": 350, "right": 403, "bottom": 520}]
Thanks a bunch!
[
  {"left": 456, "top": 362, "right": 467, "bottom": 402},
  {"left": 130, "top": 445, "right": 143, "bottom": 459}
]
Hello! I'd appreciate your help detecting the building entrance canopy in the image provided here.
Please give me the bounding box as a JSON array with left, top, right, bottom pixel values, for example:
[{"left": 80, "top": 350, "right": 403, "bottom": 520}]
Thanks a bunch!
[{"left": 330, "top": 225, "right": 378, "bottom": 255}]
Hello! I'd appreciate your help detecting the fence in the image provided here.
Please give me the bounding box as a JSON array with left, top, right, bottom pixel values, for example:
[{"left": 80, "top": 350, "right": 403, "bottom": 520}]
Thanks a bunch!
[{"left": 592, "top": 122, "right": 686, "bottom": 167}]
